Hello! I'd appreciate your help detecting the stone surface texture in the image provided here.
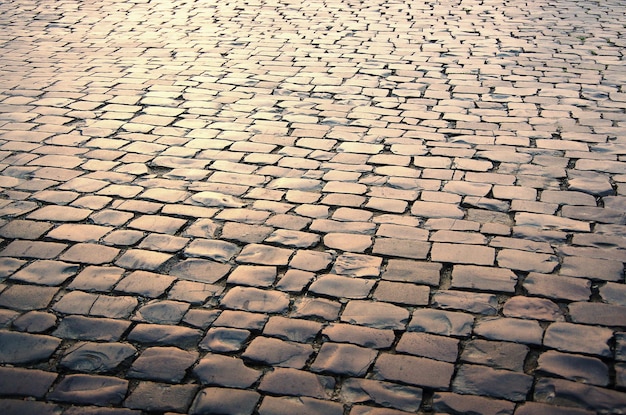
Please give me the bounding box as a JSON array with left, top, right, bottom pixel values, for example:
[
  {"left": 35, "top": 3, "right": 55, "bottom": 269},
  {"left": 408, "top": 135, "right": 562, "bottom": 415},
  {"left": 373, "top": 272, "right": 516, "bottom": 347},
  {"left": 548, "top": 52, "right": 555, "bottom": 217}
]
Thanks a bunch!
[{"left": 0, "top": 0, "right": 625, "bottom": 413}]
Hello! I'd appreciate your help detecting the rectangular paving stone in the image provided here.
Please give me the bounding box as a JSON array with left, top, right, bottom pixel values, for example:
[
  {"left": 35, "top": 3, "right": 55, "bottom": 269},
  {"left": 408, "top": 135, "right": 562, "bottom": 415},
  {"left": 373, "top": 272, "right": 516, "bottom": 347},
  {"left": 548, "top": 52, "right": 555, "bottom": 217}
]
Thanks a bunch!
[
  {"left": 558, "top": 245, "right": 626, "bottom": 262},
  {"left": 169, "top": 258, "right": 231, "bottom": 284},
  {"left": 433, "top": 290, "right": 499, "bottom": 315},
  {"left": 186, "top": 239, "right": 240, "bottom": 263},
  {"left": 162, "top": 204, "right": 217, "bottom": 218},
  {"left": 220, "top": 286, "right": 290, "bottom": 314},
  {"left": 599, "top": 282, "right": 626, "bottom": 306},
  {"left": 534, "top": 377, "right": 626, "bottom": 413},
  {"left": 258, "top": 367, "right": 335, "bottom": 399},
  {"left": 376, "top": 223, "right": 428, "bottom": 241},
  {"left": 127, "top": 324, "right": 203, "bottom": 348},
  {"left": 341, "top": 378, "right": 423, "bottom": 412},
  {"left": 0, "top": 285, "right": 59, "bottom": 311},
  {"left": 310, "top": 342, "right": 378, "bottom": 376},
  {"left": 568, "top": 301, "right": 626, "bottom": 327},
  {"left": 310, "top": 218, "right": 374, "bottom": 234},
  {"left": 48, "top": 374, "right": 128, "bottom": 406},
  {"left": 10, "top": 260, "right": 79, "bottom": 285},
  {"left": 397, "top": 332, "right": 459, "bottom": 363},
  {"left": 53, "top": 315, "right": 130, "bottom": 341},
  {"left": 451, "top": 264, "right": 517, "bottom": 293},
  {"left": 431, "top": 243, "right": 495, "bottom": 265},
  {"left": 373, "top": 353, "right": 454, "bottom": 390},
  {"left": 310, "top": 273, "right": 375, "bottom": 299},
  {"left": 322, "top": 323, "right": 395, "bottom": 349},
  {"left": 193, "top": 354, "right": 262, "bottom": 388},
  {"left": 0, "top": 330, "right": 62, "bottom": 364},
  {"left": 411, "top": 201, "right": 465, "bottom": 219},
  {"left": 0, "top": 366, "right": 57, "bottom": 398},
  {"left": 524, "top": 272, "right": 592, "bottom": 300},
  {"left": 236, "top": 244, "right": 293, "bottom": 266},
  {"left": 0, "top": 219, "right": 53, "bottom": 240},
  {"left": 0, "top": 399, "right": 62, "bottom": 415},
  {"left": 0, "top": 240, "right": 67, "bottom": 259},
  {"left": 564, "top": 205, "right": 626, "bottom": 225},
  {"left": 61, "top": 243, "right": 120, "bottom": 265},
  {"left": 408, "top": 309, "right": 474, "bottom": 337},
  {"left": 341, "top": 300, "right": 409, "bottom": 330},
  {"left": 190, "top": 387, "right": 261, "bottom": 415},
  {"left": 461, "top": 339, "right": 529, "bottom": 372},
  {"left": 27, "top": 205, "right": 92, "bottom": 222},
  {"left": 373, "top": 281, "right": 430, "bottom": 306},
  {"left": 474, "top": 317, "right": 544, "bottom": 345},
  {"left": 168, "top": 280, "right": 223, "bottom": 305},
  {"left": 382, "top": 259, "right": 441, "bottom": 286},
  {"left": 536, "top": 349, "right": 609, "bottom": 387},
  {"left": 212, "top": 310, "right": 268, "bottom": 331},
  {"left": 433, "top": 392, "right": 516, "bottom": 415},
  {"left": 97, "top": 184, "right": 144, "bottom": 198},
  {"left": 372, "top": 238, "right": 431, "bottom": 259},
  {"left": 113, "top": 199, "right": 163, "bottom": 214},
  {"left": 28, "top": 154, "right": 84, "bottom": 168},
  {"left": 263, "top": 316, "right": 323, "bottom": 343},
  {"left": 115, "top": 249, "right": 173, "bottom": 271},
  {"left": 243, "top": 336, "right": 314, "bottom": 369},
  {"left": 559, "top": 256, "right": 624, "bottom": 281},
  {"left": 430, "top": 230, "right": 487, "bottom": 245},
  {"left": 453, "top": 364, "right": 533, "bottom": 402},
  {"left": 0, "top": 200, "right": 39, "bottom": 218},
  {"left": 128, "top": 215, "right": 187, "bottom": 234},
  {"left": 515, "top": 212, "right": 590, "bottom": 232},
  {"left": 124, "top": 381, "right": 198, "bottom": 413},
  {"left": 139, "top": 234, "right": 189, "bottom": 253}
]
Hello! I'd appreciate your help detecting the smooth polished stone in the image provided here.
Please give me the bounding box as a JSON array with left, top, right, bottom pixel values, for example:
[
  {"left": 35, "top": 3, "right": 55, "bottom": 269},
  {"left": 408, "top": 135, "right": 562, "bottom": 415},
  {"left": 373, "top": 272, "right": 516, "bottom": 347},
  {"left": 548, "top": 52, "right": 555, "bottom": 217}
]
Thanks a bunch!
[
  {"left": 127, "top": 347, "right": 198, "bottom": 382},
  {"left": 48, "top": 374, "right": 128, "bottom": 406},
  {"left": 194, "top": 354, "right": 262, "bottom": 388},
  {"left": 60, "top": 342, "right": 137, "bottom": 373},
  {"left": 341, "top": 300, "right": 409, "bottom": 330},
  {"left": 0, "top": 330, "right": 61, "bottom": 364},
  {"left": 452, "top": 364, "right": 533, "bottom": 401}
]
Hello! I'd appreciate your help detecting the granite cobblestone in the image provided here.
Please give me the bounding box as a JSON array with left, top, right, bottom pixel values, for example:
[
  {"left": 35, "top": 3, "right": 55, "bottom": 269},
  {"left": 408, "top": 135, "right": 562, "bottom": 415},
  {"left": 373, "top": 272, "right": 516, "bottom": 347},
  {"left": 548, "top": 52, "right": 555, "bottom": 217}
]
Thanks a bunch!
[{"left": 1, "top": 0, "right": 626, "bottom": 413}]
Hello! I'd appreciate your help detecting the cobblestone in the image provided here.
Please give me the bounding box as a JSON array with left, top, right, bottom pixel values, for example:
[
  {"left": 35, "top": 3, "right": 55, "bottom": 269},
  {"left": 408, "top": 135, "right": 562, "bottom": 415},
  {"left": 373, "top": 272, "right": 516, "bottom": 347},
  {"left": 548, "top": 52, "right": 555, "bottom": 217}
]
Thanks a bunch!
[
  {"left": 59, "top": 342, "right": 134, "bottom": 374},
  {"left": 373, "top": 353, "right": 455, "bottom": 390},
  {"left": 124, "top": 382, "right": 198, "bottom": 413},
  {"left": 193, "top": 354, "right": 262, "bottom": 388},
  {"left": 1, "top": 0, "right": 626, "bottom": 413},
  {"left": 48, "top": 374, "right": 128, "bottom": 406}
]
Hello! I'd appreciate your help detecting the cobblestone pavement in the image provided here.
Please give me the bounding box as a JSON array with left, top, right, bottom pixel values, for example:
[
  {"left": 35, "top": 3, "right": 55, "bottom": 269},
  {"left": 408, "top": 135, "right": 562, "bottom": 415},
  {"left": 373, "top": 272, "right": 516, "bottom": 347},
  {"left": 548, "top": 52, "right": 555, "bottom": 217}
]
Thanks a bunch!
[{"left": 0, "top": 0, "right": 626, "bottom": 413}]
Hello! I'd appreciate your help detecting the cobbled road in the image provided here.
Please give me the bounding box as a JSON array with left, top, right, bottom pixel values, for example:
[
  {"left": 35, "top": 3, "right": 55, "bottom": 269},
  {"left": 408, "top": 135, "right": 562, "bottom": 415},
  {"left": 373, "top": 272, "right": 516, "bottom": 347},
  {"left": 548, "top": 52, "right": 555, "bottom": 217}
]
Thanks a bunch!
[{"left": 1, "top": 0, "right": 626, "bottom": 414}]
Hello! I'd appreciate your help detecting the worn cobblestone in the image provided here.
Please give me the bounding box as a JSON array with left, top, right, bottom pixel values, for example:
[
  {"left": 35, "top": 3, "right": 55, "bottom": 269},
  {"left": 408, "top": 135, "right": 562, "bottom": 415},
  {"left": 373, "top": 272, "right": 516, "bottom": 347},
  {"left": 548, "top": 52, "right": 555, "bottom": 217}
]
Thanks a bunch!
[{"left": 1, "top": 0, "right": 626, "bottom": 413}]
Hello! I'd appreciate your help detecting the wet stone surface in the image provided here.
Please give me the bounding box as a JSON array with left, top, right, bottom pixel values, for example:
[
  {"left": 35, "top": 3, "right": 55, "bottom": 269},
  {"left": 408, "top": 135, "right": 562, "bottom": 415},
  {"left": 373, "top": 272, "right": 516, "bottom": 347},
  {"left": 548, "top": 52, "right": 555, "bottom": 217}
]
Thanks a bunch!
[{"left": 1, "top": 0, "right": 626, "bottom": 413}]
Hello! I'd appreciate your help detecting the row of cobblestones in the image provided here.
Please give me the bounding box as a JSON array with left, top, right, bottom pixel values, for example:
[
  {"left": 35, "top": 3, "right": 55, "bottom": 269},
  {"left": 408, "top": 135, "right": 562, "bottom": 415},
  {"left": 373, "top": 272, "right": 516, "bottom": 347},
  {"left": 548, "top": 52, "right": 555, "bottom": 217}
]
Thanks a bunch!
[{"left": 1, "top": 0, "right": 626, "bottom": 414}]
